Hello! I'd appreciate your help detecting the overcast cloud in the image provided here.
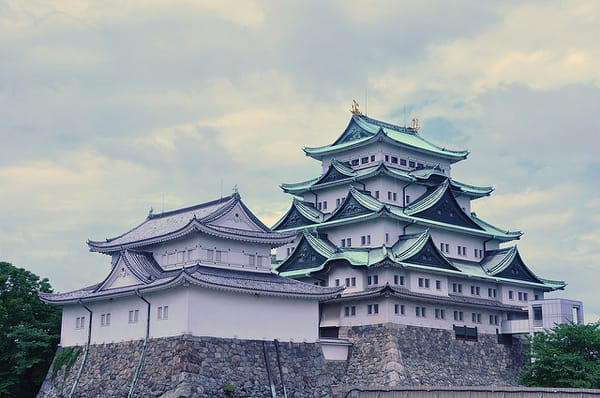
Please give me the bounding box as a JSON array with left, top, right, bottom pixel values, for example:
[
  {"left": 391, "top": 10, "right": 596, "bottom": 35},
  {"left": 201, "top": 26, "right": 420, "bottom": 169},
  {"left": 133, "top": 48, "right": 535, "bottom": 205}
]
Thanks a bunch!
[{"left": 1, "top": 0, "right": 598, "bottom": 322}]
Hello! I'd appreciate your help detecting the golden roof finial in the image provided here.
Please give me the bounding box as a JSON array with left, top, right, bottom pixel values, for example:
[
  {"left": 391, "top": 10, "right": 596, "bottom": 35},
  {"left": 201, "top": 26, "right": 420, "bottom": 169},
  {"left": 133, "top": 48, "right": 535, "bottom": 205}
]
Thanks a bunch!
[
  {"left": 350, "top": 100, "right": 362, "bottom": 115},
  {"left": 411, "top": 118, "right": 420, "bottom": 131}
]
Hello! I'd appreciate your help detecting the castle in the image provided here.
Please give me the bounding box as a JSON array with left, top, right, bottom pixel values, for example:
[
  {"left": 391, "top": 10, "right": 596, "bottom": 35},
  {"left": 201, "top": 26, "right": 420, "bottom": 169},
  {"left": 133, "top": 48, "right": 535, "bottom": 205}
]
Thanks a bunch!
[{"left": 38, "top": 107, "right": 584, "bottom": 397}]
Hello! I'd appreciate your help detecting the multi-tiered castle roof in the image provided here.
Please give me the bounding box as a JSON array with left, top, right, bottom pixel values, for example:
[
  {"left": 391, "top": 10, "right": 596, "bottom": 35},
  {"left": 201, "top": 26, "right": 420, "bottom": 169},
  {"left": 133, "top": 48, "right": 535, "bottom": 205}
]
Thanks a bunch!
[{"left": 272, "top": 110, "right": 566, "bottom": 335}]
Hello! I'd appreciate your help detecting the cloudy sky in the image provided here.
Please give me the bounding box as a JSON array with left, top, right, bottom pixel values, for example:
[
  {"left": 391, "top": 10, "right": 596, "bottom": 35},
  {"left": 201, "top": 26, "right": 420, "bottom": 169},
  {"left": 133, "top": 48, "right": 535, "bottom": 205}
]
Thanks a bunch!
[{"left": 1, "top": 1, "right": 599, "bottom": 322}]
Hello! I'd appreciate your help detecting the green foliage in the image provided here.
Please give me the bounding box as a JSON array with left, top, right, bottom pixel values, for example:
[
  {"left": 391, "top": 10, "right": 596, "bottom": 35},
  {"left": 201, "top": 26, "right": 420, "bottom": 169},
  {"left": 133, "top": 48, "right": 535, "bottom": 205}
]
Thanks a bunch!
[
  {"left": 0, "top": 261, "right": 61, "bottom": 397},
  {"left": 51, "top": 346, "right": 81, "bottom": 381},
  {"left": 222, "top": 382, "right": 235, "bottom": 394},
  {"left": 520, "top": 321, "right": 600, "bottom": 388}
]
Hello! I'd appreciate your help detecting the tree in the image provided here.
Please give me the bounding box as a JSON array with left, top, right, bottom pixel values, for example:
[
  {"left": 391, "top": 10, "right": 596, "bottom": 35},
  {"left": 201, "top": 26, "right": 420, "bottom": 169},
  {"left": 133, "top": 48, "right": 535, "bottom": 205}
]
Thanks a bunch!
[
  {"left": 0, "top": 262, "right": 61, "bottom": 398},
  {"left": 520, "top": 321, "right": 600, "bottom": 388}
]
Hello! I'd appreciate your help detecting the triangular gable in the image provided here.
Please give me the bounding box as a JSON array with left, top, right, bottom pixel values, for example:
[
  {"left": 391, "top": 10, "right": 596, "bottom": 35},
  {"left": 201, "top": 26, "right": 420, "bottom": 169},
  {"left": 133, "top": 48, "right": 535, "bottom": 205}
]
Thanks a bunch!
[
  {"left": 275, "top": 235, "right": 328, "bottom": 274},
  {"left": 210, "top": 201, "right": 268, "bottom": 232},
  {"left": 333, "top": 116, "right": 373, "bottom": 145},
  {"left": 490, "top": 250, "right": 543, "bottom": 284},
  {"left": 97, "top": 255, "right": 145, "bottom": 291},
  {"left": 326, "top": 193, "right": 374, "bottom": 222},
  {"left": 400, "top": 236, "right": 460, "bottom": 271},
  {"left": 411, "top": 186, "right": 483, "bottom": 230},
  {"left": 272, "top": 202, "right": 320, "bottom": 231},
  {"left": 314, "top": 161, "right": 355, "bottom": 185}
]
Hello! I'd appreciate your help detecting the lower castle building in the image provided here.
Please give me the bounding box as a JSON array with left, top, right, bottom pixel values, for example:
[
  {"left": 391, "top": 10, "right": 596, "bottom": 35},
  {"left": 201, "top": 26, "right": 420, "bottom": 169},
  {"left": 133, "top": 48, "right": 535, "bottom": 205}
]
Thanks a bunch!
[{"left": 38, "top": 109, "right": 584, "bottom": 397}]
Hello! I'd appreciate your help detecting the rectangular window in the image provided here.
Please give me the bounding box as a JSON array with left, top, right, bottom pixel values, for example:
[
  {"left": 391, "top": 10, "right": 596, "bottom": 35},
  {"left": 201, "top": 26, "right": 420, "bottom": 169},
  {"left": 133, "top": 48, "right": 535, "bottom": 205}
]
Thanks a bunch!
[
  {"left": 351, "top": 159, "right": 359, "bottom": 166},
  {"left": 445, "top": 243, "right": 449, "bottom": 253},
  {"left": 367, "top": 235, "right": 371, "bottom": 244},
  {"left": 435, "top": 280, "right": 441, "bottom": 290},
  {"left": 351, "top": 277, "right": 356, "bottom": 286},
  {"left": 417, "top": 163, "right": 424, "bottom": 168},
  {"left": 435, "top": 309, "right": 445, "bottom": 319},
  {"left": 370, "top": 155, "right": 375, "bottom": 162},
  {"left": 375, "top": 191, "right": 380, "bottom": 199},
  {"left": 317, "top": 202, "right": 322, "bottom": 210},
  {"left": 367, "top": 276, "right": 372, "bottom": 285},
  {"left": 405, "top": 195, "right": 411, "bottom": 204},
  {"left": 367, "top": 304, "right": 379, "bottom": 315},
  {"left": 101, "top": 313, "right": 111, "bottom": 327},
  {"left": 391, "top": 156, "right": 398, "bottom": 164},
  {"left": 416, "top": 306, "right": 426, "bottom": 317},
  {"left": 373, "top": 275, "right": 378, "bottom": 285},
  {"left": 453, "top": 311, "right": 463, "bottom": 321},
  {"left": 206, "top": 249, "right": 214, "bottom": 261},
  {"left": 394, "top": 304, "right": 405, "bottom": 315},
  {"left": 393, "top": 275, "right": 404, "bottom": 285},
  {"left": 471, "top": 313, "right": 481, "bottom": 323},
  {"left": 508, "top": 290, "right": 514, "bottom": 300},
  {"left": 361, "top": 236, "right": 366, "bottom": 245},
  {"left": 157, "top": 306, "right": 169, "bottom": 320},
  {"left": 248, "top": 254, "right": 256, "bottom": 265},
  {"left": 341, "top": 239, "right": 346, "bottom": 247},
  {"left": 452, "top": 283, "right": 463, "bottom": 293},
  {"left": 347, "top": 238, "right": 351, "bottom": 247},
  {"left": 385, "top": 233, "right": 389, "bottom": 243},
  {"left": 409, "top": 160, "right": 415, "bottom": 168},
  {"left": 336, "top": 279, "right": 341, "bottom": 287},
  {"left": 361, "top": 157, "right": 369, "bottom": 164},
  {"left": 488, "top": 288, "right": 497, "bottom": 298},
  {"left": 400, "top": 159, "right": 407, "bottom": 166},
  {"left": 489, "top": 315, "right": 498, "bottom": 325},
  {"left": 393, "top": 192, "right": 397, "bottom": 201},
  {"left": 344, "top": 306, "right": 350, "bottom": 317},
  {"left": 129, "top": 309, "right": 139, "bottom": 324},
  {"left": 387, "top": 191, "right": 392, "bottom": 200},
  {"left": 384, "top": 155, "right": 389, "bottom": 162},
  {"left": 75, "top": 316, "right": 85, "bottom": 329},
  {"left": 215, "top": 250, "right": 222, "bottom": 262},
  {"left": 323, "top": 201, "right": 328, "bottom": 210},
  {"left": 523, "top": 293, "right": 528, "bottom": 301},
  {"left": 471, "top": 286, "right": 480, "bottom": 296}
]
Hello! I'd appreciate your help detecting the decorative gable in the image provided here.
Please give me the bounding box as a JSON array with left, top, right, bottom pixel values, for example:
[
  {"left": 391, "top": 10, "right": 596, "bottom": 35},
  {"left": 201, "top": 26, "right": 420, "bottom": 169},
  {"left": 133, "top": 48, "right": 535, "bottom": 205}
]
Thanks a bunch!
[
  {"left": 333, "top": 118, "right": 372, "bottom": 145},
  {"left": 211, "top": 202, "right": 263, "bottom": 231},
  {"left": 401, "top": 237, "right": 459, "bottom": 271},
  {"left": 493, "top": 251, "right": 542, "bottom": 284},
  {"left": 98, "top": 257, "right": 145, "bottom": 291},
  {"left": 327, "top": 195, "right": 373, "bottom": 222},
  {"left": 316, "top": 163, "right": 353, "bottom": 185},
  {"left": 412, "top": 188, "right": 483, "bottom": 230},
  {"left": 273, "top": 204, "right": 319, "bottom": 231},
  {"left": 276, "top": 237, "right": 327, "bottom": 274}
]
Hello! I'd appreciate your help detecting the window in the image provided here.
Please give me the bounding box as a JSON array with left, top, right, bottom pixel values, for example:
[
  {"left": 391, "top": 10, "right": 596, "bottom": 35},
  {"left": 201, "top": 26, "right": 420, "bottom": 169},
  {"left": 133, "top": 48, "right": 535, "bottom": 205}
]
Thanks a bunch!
[
  {"left": 417, "top": 163, "right": 424, "bottom": 168},
  {"left": 344, "top": 306, "right": 356, "bottom": 317},
  {"left": 341, "top": 239, "right": 346, "bottom": 247},
  {"left": 391, "top": 156, "right": 398, "bottom": 164},
  {"left": 75, "top": 316, "right": 85, "bottom": 329},
  {"left": 435, "top": 280, "right": 442, "bottom": 290},
  {"left": 405, "top": 195, "right": 411, "bottom": 204},
  {"left": 373, "top": 275, "right": 378, "bottom": 285},
  {"left": 375, "top": 191, "right": 380, "bottom": 199},
  {"left": 394, "top": 275, "right": 404, "bottom": 285},
  {"left": 457, "top": 246, "right": 467, "bottom": 256},
  {"left": 370, "top": 155, "right": 375, "bottom": 162},
  {"left": 394, "top": 304, "right": 405, "bottom": 315},
  {"left": 418, "top": 278, "right": 430, "bottom": 288},
  {"left": 367, "top": 275, "right": 378, "bottom": 285},
  {"left": 206, "top": 249, "right": 214, "bottom": 261},
  {"left": 367, "top": 276, "right": 372, "bottom": 285},
  {"left": 453, "top": 311, "right": 463, "bottom": 321},
  {"left": 416, "top": 306, "right": 426, "bottom": 317},
  {"left": 387, "top": 191, "right": 392, "bottom": 200},
  {"left": 409, "top": 160, "right": 415, "bottom": 168},
  {"left": 385, "top": 155, "right": 389, "bottom": 162},
  {"left": 385, "top": 233, "right": 389, "bottom": 243},
  {"left": 523, "top": 292, "right": 528, "bottom": 301},
  {"left": 323, "top": 201, "right": 328, "bottom": 210},
  {"left": 367, "top": 235, "right": 371, "bottom": 244},
  {"left": 248, "top": 254, "right": 256, "bottom": 265},
  {"left": 345, "top": 277, "right": 356, "bottom": 287},
  {"left": 440, "top": 243, "right": 450, "bottom": 253},
  {"left": 393, "top": 192, "right": 397, "bottom": 201},
  {"left": 101, "top": 313, "right": 111, "bottom": 327},
  {"left": 435, "top": 309, "right": 445, "bottom": 319},
  {"left": 470, "top": 286, "right": 480, "bottom": 296},
  {"left": 129, "top": 309, "right": 139, "bottom": 324},
  {"left": 367, "top": 304, "right": 379, "bottom": 315},
  {"left": 346, "top": 238, "right": 352, "bottom": 247},
  {"left": 351, "top": 159, "right": 359, "bottom": 166},
  {"left": 361, "top": 236, "right": 366, "bottom": 245},
  {"left": 335, "top": 279, "right": 340, "bottom": 287},
  {"left": 400, "top": 159, "right": 407, "bottom": 166},
  {"left": 361, "top": 157, "right": 369, "bottom": 164},
  {"left": 336, "top": 198, "right": 340, "bottom": 206},
  {"left": 488, "top": 288, "right": 497, "bottom": 298},
  {"left": 158, "top": 306, "right": 169, "bottom": 320},
  {"left": 508, "top": 290, "right": 514, "bottom": 300},
  {"left": 471, "top": 313, "right": 482, "bottom": 323},
  {"left": 479, "top": 249, "right": 483, "bottom": 258},
  {"left": 452, "top": 283, "right": 463, "bottom": 294},
  {"left": 489, "top": 315, "right": 498, "bottom": 325},
  {"left": 317, "top": 202, "right": 322, "bottom": 210}
]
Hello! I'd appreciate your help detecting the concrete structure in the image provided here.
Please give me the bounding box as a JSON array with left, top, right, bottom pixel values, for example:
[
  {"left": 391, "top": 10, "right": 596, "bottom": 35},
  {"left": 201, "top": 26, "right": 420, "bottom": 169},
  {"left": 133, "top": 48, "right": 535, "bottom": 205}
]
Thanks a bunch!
[{"left": 273, "top": 108, "right": 583, "bottom": 339}]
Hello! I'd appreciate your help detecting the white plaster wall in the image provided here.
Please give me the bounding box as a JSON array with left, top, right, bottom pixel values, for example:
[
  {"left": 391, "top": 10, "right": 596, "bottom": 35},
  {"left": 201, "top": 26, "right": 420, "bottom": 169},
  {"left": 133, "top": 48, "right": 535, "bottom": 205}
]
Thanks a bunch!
[
  {"left": 322, "top": 218, "right": 391, "bottom": 249},
  {"left": 187, "top": 288, "right": 320, "bottom": 342},
  {"left": 144, "top": 232, "right": 272, "bottom": 272},
  {"left": 500, "top": 285, "right": 534, "bottom": 306},
  {"left": 423, "top": 227, "right": 486, "bottom": 262},
  {"left": 328, "top": 264, "right": 364, "bottom": 293}
]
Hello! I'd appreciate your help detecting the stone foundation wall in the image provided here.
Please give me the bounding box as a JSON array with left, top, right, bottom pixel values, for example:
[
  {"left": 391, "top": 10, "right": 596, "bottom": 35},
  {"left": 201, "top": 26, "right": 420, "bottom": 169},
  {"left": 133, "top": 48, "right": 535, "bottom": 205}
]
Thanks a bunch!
[
  {"left": 341, "top": 324, "right": 526, "bottom": 387},
  {"left": 38, "top": 324, "right": 526, "bottom": 397}
]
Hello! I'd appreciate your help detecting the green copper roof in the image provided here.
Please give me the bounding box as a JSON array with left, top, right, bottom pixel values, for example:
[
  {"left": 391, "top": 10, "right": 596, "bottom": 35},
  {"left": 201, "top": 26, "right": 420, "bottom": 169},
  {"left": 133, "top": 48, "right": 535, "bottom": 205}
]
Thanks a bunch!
[
  {"left": 303, "top": 114, "right": 469, "bottom": 162},
  {"left": 274, "top": 183, "right": 521, "bottom": 240},
  {"left": 275, "top": 231, "right": 561, "bottom": 290},
  {"left": 280, "top": 161, "right": 491, "bottom": 198}
]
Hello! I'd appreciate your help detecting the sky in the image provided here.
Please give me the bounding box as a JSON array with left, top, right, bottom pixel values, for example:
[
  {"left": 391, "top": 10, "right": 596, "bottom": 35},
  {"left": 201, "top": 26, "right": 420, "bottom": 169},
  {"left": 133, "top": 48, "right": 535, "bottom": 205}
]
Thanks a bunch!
[{"left": 1, "top": 1, "right": 599, "bottom": 322}]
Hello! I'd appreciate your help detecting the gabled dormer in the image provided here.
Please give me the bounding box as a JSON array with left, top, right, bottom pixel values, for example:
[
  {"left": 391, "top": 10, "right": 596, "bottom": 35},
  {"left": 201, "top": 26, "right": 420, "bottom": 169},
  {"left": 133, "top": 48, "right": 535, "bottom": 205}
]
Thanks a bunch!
[
  {"left": 96, "top": 250, "right": 164, "bottom": 291},
  {"left": 272, "top": 199, "right": 324, "bottom": 231},
  {"left": 392, "top": 230, "right": 460, "bottom": 271}
]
